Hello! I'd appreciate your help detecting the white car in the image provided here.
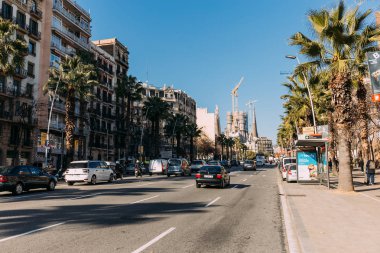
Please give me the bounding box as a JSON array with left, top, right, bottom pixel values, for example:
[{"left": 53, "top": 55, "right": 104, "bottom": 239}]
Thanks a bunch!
[
  {"left": 281, "top": 157, "right": 296, "bottom": 180},
  {"left": 64, "top": 160, "right": 115, "bottom": 185},
  {"left": 286, "top": 163, "right": 297, "bottom": 182},
  {"left": 149, "top": 159, "right": 168, "bottom": 175}
]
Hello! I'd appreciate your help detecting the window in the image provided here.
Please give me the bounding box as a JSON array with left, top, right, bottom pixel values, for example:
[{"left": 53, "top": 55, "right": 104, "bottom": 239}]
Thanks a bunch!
[
  {"left": 10, "top": 126, "right": 20, "bottom": 145},
  {"left": 27, "top": 62, "right": 35, "bottom": 77},
  {"left": 29, "top": 19, "right": 39, "bottom": 36},
  {"left": 28, "top": 41, "right": 36, "bottom": 56},
  {"left": 31, "top": 0, "right": 37, "bottom": 11},
  {"left": 52, "top": 16, "right": 62, "bottom": 29},
  {"left": 0, "top": 76, "right": 5, "bottom": 93},
  {"left": 26, "top": 84, "right": 33, "bottom": 98},
  {"left": 16, "top": 11, "right": 26, "bottom": 29},
  {"left": 30, "top": 167, "right": 41, "bottom": 176},
  {"left": 1, "top": 2, "right": 12, "bottom": 20},
  {"left": 50, "top": 53, "right": 60, "bottom": 67},
  {"left": 13, "top": 80, "right": 21, "bottom": 96}
]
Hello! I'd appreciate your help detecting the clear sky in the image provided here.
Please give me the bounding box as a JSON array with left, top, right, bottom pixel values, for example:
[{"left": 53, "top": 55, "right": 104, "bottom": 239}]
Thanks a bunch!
[{"left": 77, "top": 0, "right": 379, "bottom": 142}]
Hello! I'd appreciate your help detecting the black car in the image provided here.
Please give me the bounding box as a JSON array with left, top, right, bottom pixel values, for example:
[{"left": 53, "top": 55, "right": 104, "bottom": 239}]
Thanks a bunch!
[
  {"left": 0, "top": 165, "right": 57, "bottom": 195},
  {"left": 195, "top": 165, "right": 230, "bottom": 188}
]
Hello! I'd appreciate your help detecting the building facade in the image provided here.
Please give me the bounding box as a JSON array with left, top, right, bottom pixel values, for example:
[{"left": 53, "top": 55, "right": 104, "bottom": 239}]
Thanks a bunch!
[
  {"left": 196, "top": 106, "right": 221, "bottom": 143},
  {"left": 0, "top": 0, "right": 43, "bottom": 166}
]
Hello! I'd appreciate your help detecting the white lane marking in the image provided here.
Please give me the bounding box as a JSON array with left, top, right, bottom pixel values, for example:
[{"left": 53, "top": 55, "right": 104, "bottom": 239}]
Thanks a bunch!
[
  {"left": 181, "top": 184, "right": 193, "bottom": 189},
  {"left": 232, "top": 185, "right": 238, "bottom": 189},
  {"left": 136, "top": 182, "right": 154, "bottom": 187},
  {"left": 249, "top": 175, "right": 253, "bottom": 177},
  {"left": 205, "top": 197, "right": 221, "bottom": 207},
  {"left": 242, "top": 178, "right": 247, "bottom": 182},
  {"left": 0, "top": 222, "right": 66, "bottom": 243},
  {"left": 359, "top": 192, "right": 380, "bottom": 203},
  {"left": 70, "top": 193, "right": 102, "bottom": 200},
  {"left": 131, "top": 227, "right": 176, "bottom": 253},
  {"left": 130, "top": 195, "right": 159, "bottom": 204}
]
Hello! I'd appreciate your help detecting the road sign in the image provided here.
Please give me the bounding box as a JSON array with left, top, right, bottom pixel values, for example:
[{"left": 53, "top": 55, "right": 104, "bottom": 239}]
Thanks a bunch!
[{"left": 367, "top": 51, "right": 380, "bottom": 96}]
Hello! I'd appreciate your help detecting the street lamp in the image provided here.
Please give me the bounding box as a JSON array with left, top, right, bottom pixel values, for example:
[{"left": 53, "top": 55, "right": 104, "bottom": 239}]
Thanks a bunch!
[
  {"left": 139, "top": 108, "right": 149, "bottom": 161},
  {"left": 45, "top": 69, "right": 61, "bottom": 167},
  {"left": 285, "top": 55, "right": 317, "bottom": 134}
]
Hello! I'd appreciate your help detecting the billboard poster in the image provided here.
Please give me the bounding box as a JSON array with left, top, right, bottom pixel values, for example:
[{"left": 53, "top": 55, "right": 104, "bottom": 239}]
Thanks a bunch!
[
  {"left": 297, "top": 151, "right": 318, "bottom": 181},
  {"left": 367, "top": 51, "right": 380, "bottom": 94}
]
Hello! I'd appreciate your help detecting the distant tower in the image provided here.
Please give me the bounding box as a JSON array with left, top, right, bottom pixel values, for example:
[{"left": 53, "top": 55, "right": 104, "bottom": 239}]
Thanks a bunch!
[{"left": 246, "top": 100, "right": 258, "bottom": 139}]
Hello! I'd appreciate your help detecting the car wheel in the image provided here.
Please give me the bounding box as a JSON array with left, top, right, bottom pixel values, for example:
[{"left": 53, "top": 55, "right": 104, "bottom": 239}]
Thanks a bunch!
[
  {"left": 149, "top": 173, "right": 153, "bottom": 176},
  {"left": 196, "top": 182, "right": 201, "bottom": 188},
  {"left": 90, "top": 175, "right": 97, "bottom": 185},
  {"left": 108, "top": 174, "right": 114, "bottom": 183},
  {"left": 12, "top": 183, "right": 23, "bottom": 195},
  {"left": 47, "top": 180, "right": 56, "bottom": 191},
  {"left": 167, "top": 174, "right": 170, "bottom": 177},
  {"left": 67, "top": 182, "right": 74, "bottom": 186}
]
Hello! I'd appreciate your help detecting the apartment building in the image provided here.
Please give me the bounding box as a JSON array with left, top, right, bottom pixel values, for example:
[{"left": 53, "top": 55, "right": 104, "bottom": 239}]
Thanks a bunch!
[
  {"left": 87, "top": 42, "right": 116, "bottom": 161},
  {"left": 93, "top": 38, "right": 129, "bottom": 159},
  {"left": 35, "top": 0, "right": 91, "bottom": 168},
  {"left": 132, "top": 83, "right": 197, "bottom": 158},
  {"left": 0, "top": 0, "right": 43, "bottom": 166}
]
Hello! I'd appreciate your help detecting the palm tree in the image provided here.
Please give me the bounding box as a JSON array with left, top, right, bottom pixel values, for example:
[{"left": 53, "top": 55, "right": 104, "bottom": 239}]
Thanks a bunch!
[
  {"left": 44, "top": 56, "right": 98, "bottom": 163},
  {"left": 289, "top": 1, "right": 379, "bottom": 191},
  {"left": 143, "top": 97, "right": 170, "bottom": 157},
  {"left": 119, "top": 75, "right": 143, "bottom": 154},
  {"left": 165, "top": 113, "right": 189, "bottom": 157},
  {"left": 217, "top": 134, "right": 227, "bottom": 160},
  {"left": 185, "top": 123, "right": 202, "bottom": 162},
  {"left": 225, "top": 137, "right": 235, "bottom": 161},
  {"left": 0, "top": 18, "right": 28, "bottom": 165}
]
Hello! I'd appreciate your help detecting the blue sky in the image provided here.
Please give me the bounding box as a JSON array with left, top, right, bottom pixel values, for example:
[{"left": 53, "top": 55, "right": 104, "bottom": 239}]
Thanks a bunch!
[{"left": 77, "top": 0, "right": 379, "bottom": 142}]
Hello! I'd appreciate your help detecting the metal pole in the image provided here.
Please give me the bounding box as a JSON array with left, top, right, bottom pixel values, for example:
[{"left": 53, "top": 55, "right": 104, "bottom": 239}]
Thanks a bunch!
[
  {"left": 139, "top": 108, "right": 149, "bottom": 160},
  {"left": 45, "top": 74, "right": 61, "bottom": 167},
  {"left": 60, "top": 130, "right": 63, "bottom": 171},
  {"left": 172, "top": 115, "right": 178, "bottom": 158},
  {"left": 295, "top": 57, "right": 317, "bottom": 134}
]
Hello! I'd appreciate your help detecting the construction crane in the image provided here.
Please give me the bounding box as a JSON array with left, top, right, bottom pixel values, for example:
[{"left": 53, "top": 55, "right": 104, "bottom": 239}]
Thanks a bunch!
[{"left": 231, "top": 77, "right": 244, "bottom": 115}]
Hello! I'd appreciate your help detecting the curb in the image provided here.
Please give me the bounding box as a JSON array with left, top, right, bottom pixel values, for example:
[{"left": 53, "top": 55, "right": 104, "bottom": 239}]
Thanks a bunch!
[{"left": 277, "top": 171, "right": 302, "bottom": 253}]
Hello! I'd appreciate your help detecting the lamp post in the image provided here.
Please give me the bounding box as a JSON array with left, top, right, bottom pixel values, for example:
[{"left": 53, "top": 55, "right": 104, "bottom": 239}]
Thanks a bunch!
[
  {"left": 171, "top": 114, "right": 178, "bottom": 158},
  {"left": 45, "top": 71, "right": 61, "bottom": 168},
  {"left": 285, "top": 55, "right": 317, "bottom": 134},
  {"left": 139, "top": 108, "right": 149, "bottom": 161}
]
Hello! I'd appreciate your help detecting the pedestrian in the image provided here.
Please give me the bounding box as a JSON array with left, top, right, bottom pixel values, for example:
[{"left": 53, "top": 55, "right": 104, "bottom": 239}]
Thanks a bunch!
[
  {"left": 366, "top": 159, "right": 376, "bottom": 185},
  {"left": 328, "top": 158, "right": 332, "bottom": 173},
  {"left": 359, "top": 158, "right": 364, "bottom": 172}
]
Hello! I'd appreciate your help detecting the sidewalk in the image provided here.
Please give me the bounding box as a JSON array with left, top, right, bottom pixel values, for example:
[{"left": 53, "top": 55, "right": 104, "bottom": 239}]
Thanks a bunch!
[{"left": 281, "top": 169, "right": 380, "bottom": 253}]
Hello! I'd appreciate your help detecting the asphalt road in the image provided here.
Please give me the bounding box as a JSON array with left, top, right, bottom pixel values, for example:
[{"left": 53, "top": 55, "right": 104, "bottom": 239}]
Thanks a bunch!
[{"left": 0, "top": 166, "right": 286, "bottom": 253}]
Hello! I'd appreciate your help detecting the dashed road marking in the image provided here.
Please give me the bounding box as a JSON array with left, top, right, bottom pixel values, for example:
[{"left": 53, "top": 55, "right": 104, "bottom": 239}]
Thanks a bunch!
[
  {"left": 131, "top": 227, "right": 176, "bottom": 253},
  {"left": 205, "top": 197, "right": 221, "bottom": 207}
]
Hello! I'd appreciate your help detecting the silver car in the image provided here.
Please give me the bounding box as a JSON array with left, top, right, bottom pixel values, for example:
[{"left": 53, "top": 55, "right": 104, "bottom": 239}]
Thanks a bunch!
[
  {"left": 190, "top": 160, "right": 207, "bottom": 173},
  {"left": 167, "top": 158, "right": 191, "bottom": 177}
]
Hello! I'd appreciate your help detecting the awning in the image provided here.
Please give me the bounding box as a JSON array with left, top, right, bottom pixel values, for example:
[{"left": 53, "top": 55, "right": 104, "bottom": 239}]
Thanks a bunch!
[{"left": 295, "top": 139, "right": 329, "bottom": 147}]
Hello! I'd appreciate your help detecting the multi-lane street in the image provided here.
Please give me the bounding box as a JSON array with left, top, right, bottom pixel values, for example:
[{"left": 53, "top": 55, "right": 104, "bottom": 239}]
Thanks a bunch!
[{"left": 0, "top": 166, "right": 285, "bottom": 253}]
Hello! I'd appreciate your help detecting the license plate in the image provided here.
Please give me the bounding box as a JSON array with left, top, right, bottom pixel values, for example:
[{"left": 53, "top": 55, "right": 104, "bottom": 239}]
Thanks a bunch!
[{"left": 204, "top": 175, "right": 213, "bottom": 178}]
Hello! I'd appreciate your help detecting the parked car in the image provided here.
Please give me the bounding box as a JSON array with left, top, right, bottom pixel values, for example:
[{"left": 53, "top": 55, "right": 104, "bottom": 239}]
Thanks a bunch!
[
  {"left": 256, "top": 160, "right": 264, "bottom": 167},
  {"left": 0, "top": 165, "right": 57, "bottom": 195},
  {"left": 230, "top": 160, "right": 239, "bottom": 167},
  {"left": 190, "top": 160, "right": 207, "bottom": 173},
  {"left": 243, "top": 160, "right": 256, "bottom": 171},
  {"left": 64, "top": 160, "right": 114, "bottom": 185},
  {"left": 167, "top": 158, "right": 191, "bottom": 177},
  {"left": 207, "top": 160, "right": 222, "bottom": 166},
  {"left": 195, "top": 165, "right": 230, "bottom": 188},
  {"left": 149, "top": 159, "right": 169, "bottom": 175},
  {"left": 281, "top": 157, "right": 297, "bottom": 180},
  {"left": 286, "top": 163, "right": 297, "bottom": 182},
  {"left": 221, "top": 160, "right": 231, "bottom": 168}
]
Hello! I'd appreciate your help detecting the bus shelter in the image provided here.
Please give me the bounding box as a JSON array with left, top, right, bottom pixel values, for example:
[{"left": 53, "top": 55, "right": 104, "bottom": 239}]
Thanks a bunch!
[{"left": 294, "top": 138, "right": 330, "bottom": 189}]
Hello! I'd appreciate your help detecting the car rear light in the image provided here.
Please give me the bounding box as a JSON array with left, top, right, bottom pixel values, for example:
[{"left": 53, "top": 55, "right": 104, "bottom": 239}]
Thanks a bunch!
[
  {"left": 195, "top": 173, "right": 201, "bottom": 178},
  {"left": 288, "top": 170, "right": 292, "bottom": 175},
  {"left": 82, "top": 169, "right": 88, "bottom": 173},
  {"left": 216, "top": 174, "right": 222, "bottom": 179},
  {"left": 0, "top": 175, "right": 8, "bottom": 183}
]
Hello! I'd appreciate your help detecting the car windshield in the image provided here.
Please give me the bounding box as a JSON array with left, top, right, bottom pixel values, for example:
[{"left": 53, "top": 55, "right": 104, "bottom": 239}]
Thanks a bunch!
[
  {"left": 0, "top": 167, "right": 12, "bottom": 174},
  {"left": 284, "top": 158, "right": 296, "bottom": 165},
  {"left": 245, "top": 161, "right": 253, "bottom": 164},
  {"left": 192, "top": 161, "right": 203, "bottom": 165},
  {"left": 68, "top": 162, "right": 88, "bottom": 168},
  {"left": 169, "top": 160, "right": 181, "bottom": 166},
  {"left": 289, "top": 165, "right": 297, "bottom": 170},
  {"left": 208, "top": 161, "right": 219, "bottom": 165},
  {"left": 200, "top": 166, "right": 221, "bottom": 174}
]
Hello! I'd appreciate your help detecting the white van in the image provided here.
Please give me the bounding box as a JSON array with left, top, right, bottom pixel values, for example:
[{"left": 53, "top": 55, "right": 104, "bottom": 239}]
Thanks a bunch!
[
  {"left": 281, "top": 157, "right": 296, "bottom": 180},
  {"left": 149, "top": 159, "right": 168, "bottom": 175},
  {"left": 64, "top": 160, "right": 115, "bottom": 185}
]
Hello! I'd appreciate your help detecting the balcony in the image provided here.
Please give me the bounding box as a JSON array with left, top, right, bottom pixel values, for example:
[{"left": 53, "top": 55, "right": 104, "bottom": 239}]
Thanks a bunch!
[
  {"left": 13, "top": 0, "right": 28, "bottom": 12},
  {"left": 51, "top": 23, "right": 90, "bottom": 50},
  {"left": 0, "top": 111, "right": 12, "bottom": 121},
  {"left": 51, "top": 41, "right": 76, "bottom": 56},
  {"left": 66, "top": 0, "right": 91, "bottom": 19},
  {"left": 52, "top": 2, "right": 91, "bottom": 35},
  {"left": 14, "top": 68, "right": 27, "bottom": 79},
  {"left": 28, "top": 27, "right": 41, "bottom": 40},
  {"left": 30, "top": 6, "right": 43, "bottom": 20}
]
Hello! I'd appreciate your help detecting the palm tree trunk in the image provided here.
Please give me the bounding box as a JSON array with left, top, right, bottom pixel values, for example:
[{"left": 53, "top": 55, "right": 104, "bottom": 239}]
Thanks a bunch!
[
  {"left": 189, "top": 136, "right": 194, "bottom": 162},
  {"left": 126, "top": 96, "right": 132, "bottom": 155},
  {"left": 176, "top": 133, "right": 181, "bottom": 157},
  {"left": 221, "top": 144, "right": 224, "bottom": 160},
  {"left": 155, "top": 119, "right": 160, "bottom": 157},
  {"left": 356, "top": 81, "right": 370, "bottom": 182},
  {"left": 328, "top": 112, "right": 338, "bottom": 175},
  {"left": 331, "top": 72, "right": 354, "bottom": 192},
  {"left": 226, "top": 145, "right": 229, "bottom": 161},
  {"left": 65, "top": 90, "right": 76, "bottom": 164}
]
